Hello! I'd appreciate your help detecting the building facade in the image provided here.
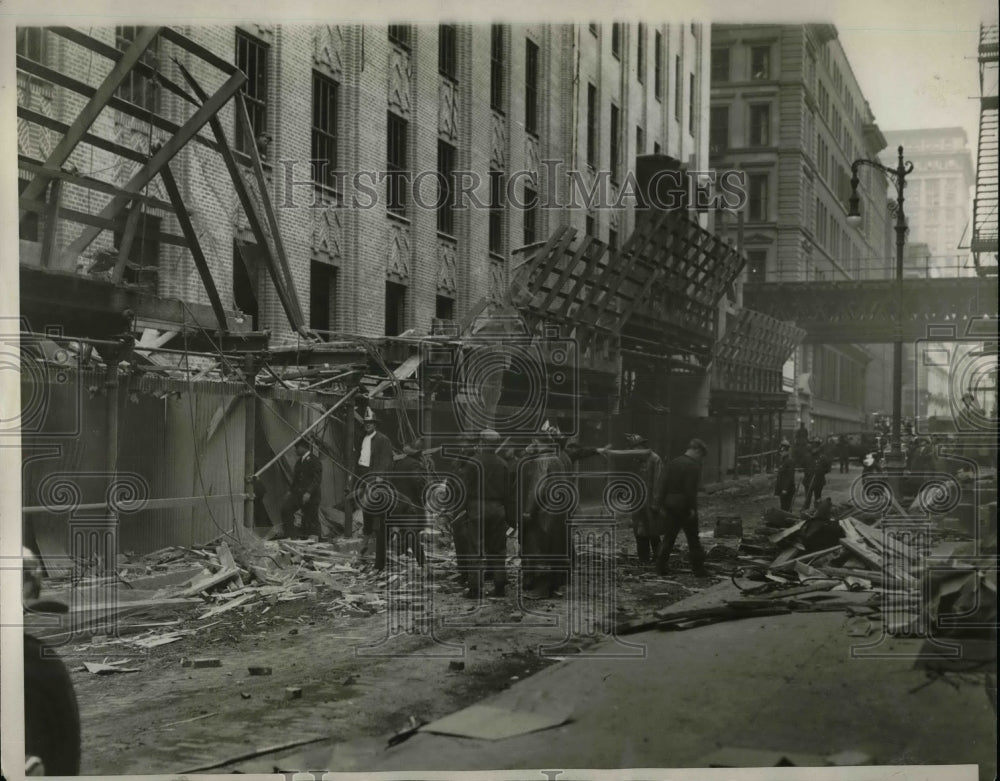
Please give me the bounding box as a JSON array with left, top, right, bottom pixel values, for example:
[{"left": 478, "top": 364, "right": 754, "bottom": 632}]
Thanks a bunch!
[
  {"left": 17, "top": 22, "right": 711, "bottom": 344},
  {"left": 709, "top": 23, "right": 894, "bottom": 439},
  {"left": 882, "top": 127, "right": 975, "bottom": 277}
]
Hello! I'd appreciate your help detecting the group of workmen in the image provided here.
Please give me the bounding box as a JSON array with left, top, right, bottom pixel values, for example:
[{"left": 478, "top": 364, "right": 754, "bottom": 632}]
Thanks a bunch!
[
  {"left": 277, "top": 410, "right": 713, "bottom": 598},
  {"left": 773, "top": 437, "right": 834, "bottom": 513}
]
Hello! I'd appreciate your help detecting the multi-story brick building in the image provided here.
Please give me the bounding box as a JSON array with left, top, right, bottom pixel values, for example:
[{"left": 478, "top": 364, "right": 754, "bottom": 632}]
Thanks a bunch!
[
  {"left": 882, "top": 127, "right": 975, "bottom": 277},
  {"left": 709, "top": 23, "right": 894, "bottom": 440},
  {"left": 17, "top": 22, "right": 712, "bottom": 344}
]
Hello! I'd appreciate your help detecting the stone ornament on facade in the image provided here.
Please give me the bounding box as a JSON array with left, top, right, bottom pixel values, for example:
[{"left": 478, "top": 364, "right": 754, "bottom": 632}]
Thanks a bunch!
[
  {"left": 437, "top": 239, "right": 458, "bottom": 294},
  {"left": 490, "top": 111, "right": 507, "bottom": 169},
  {"left": 386, "top": 221, "right": 411, "bottom": 281},
  {"left": 313, "top": 25, "right": 345, "bottom": 78},
  {"left": 388, "top": 48, "right": 412, "bottom": 117},
  {"left": 312, "top": 207, "right": 343, "bottom": 261},
  {"left": 439, "top": 78, "right": 459, "bottom": 142}
]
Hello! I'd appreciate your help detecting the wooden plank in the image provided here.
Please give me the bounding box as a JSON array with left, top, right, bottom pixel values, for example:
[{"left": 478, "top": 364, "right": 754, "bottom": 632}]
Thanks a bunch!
[
  {"left": 591, "top": 211, "right": 669, "bottom": 324},
  {"left": 18, "top": 196, "right": 188, "bottom": 248},
  {"left": 197, "top": 592, "right": 256, "bottom": 620},
  {"left": 179, "top": 567, "right": 239, "bottom": 598},
  {"left": 537, "top": 234, "right": 593, "bottom": 314},
  {"left": 39, "top": 179, "right": 62, "bottom": 269},
  {"left": 177, "top": 62, "right": 307, "bottom": 337},
  {"left": 111, "top": 205, "right": 143, "bottom": 284},
  {"left": 528, "top": 227, "right": 578, "bottom": 303},
  {"left": 18, "top": 26, "right": 162, "bottom": 206},
  {"left": 18, "top": 154, "right": 176, "bottom": 212},
  {"left": 48, "top": 26, "right": 200, "bottom": 108},
  {"left": 17, "top": 106, "right": 147, "bottom": 163},
  {"left": 369, "top": 353, "right": 422, "bottom": 398},
  {"left": 15, "top": 56, "right": 217, "bottom": 153},
  {"left": 60, "top": 68, "right": 247, "bottom": 264},
  {"left": 233, "top": 90, "right": 306, "bottom": 330},
  {"left": 160, "top": 163, "right": 229, "bottom": 330},
  {"left": 558, "top": 238, "right": 608, "bottom": 319},
  {"left": 158, "top": 26, "right": 241, "bottom": 76}
]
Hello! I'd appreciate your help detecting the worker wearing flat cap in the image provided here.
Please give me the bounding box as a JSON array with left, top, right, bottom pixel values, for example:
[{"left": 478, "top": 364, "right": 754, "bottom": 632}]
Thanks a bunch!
[
  {"left": 456, "top": 429, "right": 510, "bottom": 598},
  {"left": 655, "top": 438, "right": 709, "bottom": 577}
]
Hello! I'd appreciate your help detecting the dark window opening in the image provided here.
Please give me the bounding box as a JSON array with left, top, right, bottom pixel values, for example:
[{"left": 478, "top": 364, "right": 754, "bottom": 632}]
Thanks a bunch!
[
  {"left": 309, "top": 261, "right": 336, "bottom": 337},
  {"left": 18, "top": 178, "right": 39, "bottom": 242},
  {"left": 654, "top": 31, "right": 663, "bottom": 98},
  {"left": 610, "top": 104, "right": 621, "bottom": 183},
  {"left": 115, "top": 27, "right": 160, "bottom": 112},
  {"left": 16, "top": 28, "right": 45, "bottom": 63},
  {"left": 747, "top": 250, "right": 767, "bottom": 282},
  {"left": 233, "top": 242, "right": 259, "bottom": 330},
  {"left": 688, "top": 73, "right": 695, "bottom": 134},
  {"left": 585, "top": 214, "right": 595, "bottom": 236},
  {"left": 525, "top": 39, "right": 540, "bottom": 136},
  {"left": 436, "top": 295, "right": 455, "bottom": 322},
  {"left": 611, "top": 23, "right": 621, "bottom": 59},
  {"left": 523, "top": 186, "right": 538, "bottom": 245},
  {"left": 439, "top": 24, "right": 457, "bottom": 80},
  {"left": 490, "top": 25, "right": 505, "bottom": 111},
  {"left": 388, "top": 25, "right": 410, "bottom": 50},
  {"left": 386, "top": 112, "right": 408, "bottom": 215},
  {"left": 636, "top": 125, "right": 645, "bottom": 155},
  {"left": 748, "top": 174, "right": 768, "bottom": 222},
  {"left": 311, "top": 71, "right": 339, "bottom": 189},
  {"left": 711, "top": 47, "right": 730, "bottom": 82},
  {"left": 637, "top": 23, "right": 646, "bottom": 84},
  {"left": 385, "top": 281, "right": 407, "bottom": 336},
  {"left": 608, "top": 228, "right": 619, "bottom": 253},
  {"left": 489, "top": 169, "right": 504, "bottom": 254},
  {"left": 586, "top": 83, "right": 597, "bottom": 167},
  {"left": 114, "top": 212, "right": 161, "bottom": 287},
  {"left": 653, "top": 141, "right": 661, "bottom": 154},
  {"left": 750, "top": 46, "right": 770, "bottom": 80},
  {"left": 235, "top": 31, "right": 269, "bottom": 155},
  {"left": 437, "top": 140, "right": 457, "bottom": 235},
  {"left": 749, "top": 104, "right": 770, "bottom": 146},
  {"left": 709, "top": 105, "right": 728, "bottom": 154},
  {"left": 674, "top": 55, "right": 682, "bottom": 119}
]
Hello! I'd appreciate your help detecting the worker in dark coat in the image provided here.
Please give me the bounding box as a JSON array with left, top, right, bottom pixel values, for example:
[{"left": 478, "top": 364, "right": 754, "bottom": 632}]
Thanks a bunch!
[
  {"left": 457, "top": 429, "right": 510, "bottom": 598},
  {"left": 280, "top": 437, "right": 322, "bottom": 539},
  {"left": 355, "top": 409, "right": 395, "bottom": 571},
  {"left": 801, "top": 438, "right": 832, "bottom": 511},
  {"left": 837, "top": 435, "right": 851, "bottom": 473},
  {"left": 774, "top": 440, "right": 796, "bottom": 512},
  {"left": 389, "top": 438, "right": 431, "bottom": 567},
  {"left": 520, "top": 433, "right": 565, "bottom": 599},
  {"left": 624, "top": 433, "right": 666, "bottom": 565},
  {"left": 655, "top": 438, "right": 708, "bottom": 576}
]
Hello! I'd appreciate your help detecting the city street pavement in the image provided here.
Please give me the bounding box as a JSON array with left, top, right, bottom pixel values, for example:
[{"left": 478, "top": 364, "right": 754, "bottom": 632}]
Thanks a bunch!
[{"left": 346, "top": 582, "right": 995, "bottom": 777}]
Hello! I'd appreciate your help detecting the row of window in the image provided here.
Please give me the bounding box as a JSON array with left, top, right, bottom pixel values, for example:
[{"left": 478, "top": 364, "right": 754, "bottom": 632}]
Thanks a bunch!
[
  {"left": 709, "top": 103, "right": 770, "bottom": 152},
  {"left": 710, "top": 45, "right": 771, "bottom": 83}
]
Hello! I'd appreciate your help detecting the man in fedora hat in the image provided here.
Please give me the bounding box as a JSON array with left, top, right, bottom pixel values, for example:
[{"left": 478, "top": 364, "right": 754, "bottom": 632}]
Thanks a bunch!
[
  {"left": 280, "top": 436, "right": 322, "bottom": 539},
  {"left": 655, "top": 438, "right": 709, "bottom": 576},
  {"left": 774, "top": 440, "right": 796, "bottom": 512},
  {"left": 356, "top": 408, "right": 395, "bottom": 570}
]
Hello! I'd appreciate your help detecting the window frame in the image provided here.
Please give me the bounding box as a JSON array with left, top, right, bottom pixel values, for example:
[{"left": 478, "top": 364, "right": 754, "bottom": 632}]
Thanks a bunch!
[
  {"left": 438, "top": 24, "right": 458, "bottom": 81},
  {"left": 386, "top": 111, "right": 409, "bottom": 216},
  {"left": 235, "top": 30, "right": 269, "bottom": 155},
  {"left": 310, "top": 71, "right": 339, "bottom": 190},
  {"left": 525, "top": 39, "right": 540, "bottom": 136}
]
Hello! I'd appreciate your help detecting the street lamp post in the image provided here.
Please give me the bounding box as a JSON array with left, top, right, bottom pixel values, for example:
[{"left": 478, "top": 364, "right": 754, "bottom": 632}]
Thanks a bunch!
[{"left": 847, "top": 145, "right": 914, "bottom": 468}]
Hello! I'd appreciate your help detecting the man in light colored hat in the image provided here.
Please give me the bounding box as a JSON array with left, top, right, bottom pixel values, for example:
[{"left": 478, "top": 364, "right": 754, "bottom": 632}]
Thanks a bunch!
[{"left": 655, "top": 438, "right": 709, "bottom": 577}]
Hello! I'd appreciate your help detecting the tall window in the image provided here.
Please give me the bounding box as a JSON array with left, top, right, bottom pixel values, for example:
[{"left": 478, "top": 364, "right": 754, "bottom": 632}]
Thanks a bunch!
[
  {"left": 585, "top": 214, "right": 595, "bottom": 236},
  {"left": 750, "top": 45, "right": 770, "bottom": 79},
  {"left": 709, "top": 105, "right": 729, "bottom": 153},
  {"left": 749, "top": 104, "right": 770, "bottom": 146},
  {"left": 636, "top": 23, "right": 646, "bottom": 84},
  {"left": 385, "top": 281, "right": 407, "bottom": 336},
  {"left": 310, "top": 261, "right": 336, "bottom": 336},
  {"left": 16, "top": 28, "right": 45, "bottom": 63},
  {"left": 490, "top": 25, "right": 505, "bottom": 111},
  {"left": 747, "top": 250, "right": 767, "bottom": 282},
  {"left": 688, "top": 73, "right": 695, "bottom": 135},
  {"left": 654, "top": 31, "right": 663, "bottom": 99},
  {"left": 115, "top": 27, "right": 159, "bottom": 111},
  {"left": 436, "top": 295, "right": 455, "bottom": 322},
  {"left": 674, "top": 55, "right": 682, "bottom": 119},
  {"left": 711, "top": 47, "right": 730, "bottom": 82},
  {"left": 439, "top": 24, "right": 457, "bottom": 80},
  {"left": 437, "top": 140, "right": 456, "bottom": 235},
  {"left": 311, "top": 72, "right": 338, "bottom": 189},
  {"left": 386, "top": 112, "right": 408, "bottom": 215},
  {"left": 653, "top": 141, "right": 661, "bottom": 154},
  {"left": 748, "top": 174, "right": 768, "bottom": 222},
  {"left": 636, "top": 125, "right": 645, "bottom": 155},
  {"left": 608, "top": 228, "right": 619, "bottom": 253},
  {"left": 388, "top": 25, "right": 410, "bottom": 49},
  {"left": 233, "top": 241, "right": 259, "bottom": 330},
  {"left": 235, "top": 31, "right": 269, "bottom": 154},
  {"left": 489, "top": 169, "right": 504, "bottom": 254},
  {"left": 610, "top": 104, "right": 621, "bottom": 183},
  {"left": 586, "top": 83, "right": 597, "bottom": 167},
  {"left": 525, "top": 39, "right": 540, "bottom": 136},
  {"left": 611, "top": 23, "right": 621, "bottom": 59},
  {"left": 523, "top": 186, "right": 538, "bottom": 245}
]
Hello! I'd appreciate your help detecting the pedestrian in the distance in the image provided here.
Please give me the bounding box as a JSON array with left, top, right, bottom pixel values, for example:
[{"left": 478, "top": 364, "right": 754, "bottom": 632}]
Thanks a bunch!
[
  {"left": 655, "top": 438, "right": 709, "bottom": 577},
  {"left": 279, "top": 437, "right": 322, "bottom": 539},
  {"left": 774, "top": 440, "right": 796, "bottom": 512},
  {"left": 801, "top": 438, "right": 832, "bottom": 511},
  {"left": 837, "top": 434, "right": 851, "bottom": 474}
]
